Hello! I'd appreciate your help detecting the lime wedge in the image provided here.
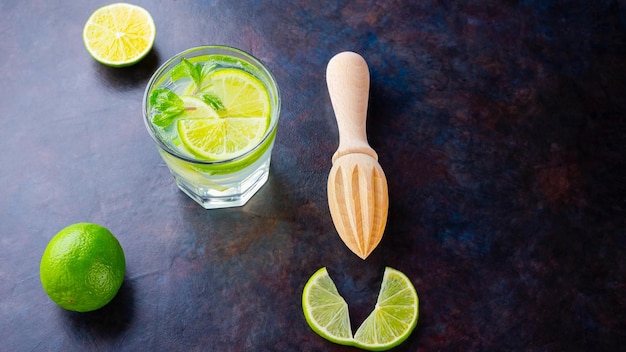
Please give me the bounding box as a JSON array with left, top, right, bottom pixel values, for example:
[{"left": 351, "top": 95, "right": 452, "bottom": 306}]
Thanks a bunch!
[
  {"left": 302, "top": 267, "right": 419, "bottom": 351},
  {"left": 353, "top": 267, "right": 419, "bottom": 351},
  {"left": 82, "top": 3, "right": 156, "bottom": 67},
  {"left": 302, "top": 267, "right": 354, "bottom": 346}
]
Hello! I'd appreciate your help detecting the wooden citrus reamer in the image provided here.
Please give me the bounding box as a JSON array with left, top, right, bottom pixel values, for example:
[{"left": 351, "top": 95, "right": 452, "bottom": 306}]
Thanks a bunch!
[{"left": 326, "top": 51, "right": 389, "bottom": 259}]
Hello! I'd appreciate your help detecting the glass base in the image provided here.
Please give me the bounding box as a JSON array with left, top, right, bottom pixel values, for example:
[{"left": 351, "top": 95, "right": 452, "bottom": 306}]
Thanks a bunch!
[{"left": 171, "top": 158, "right": 271, "bottom": 209}]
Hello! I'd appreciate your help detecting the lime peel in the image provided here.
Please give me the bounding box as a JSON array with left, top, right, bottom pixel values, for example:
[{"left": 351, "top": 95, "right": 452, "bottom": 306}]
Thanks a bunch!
[{"left": 40, "top": 223, "right": 126, "bottom": 312}]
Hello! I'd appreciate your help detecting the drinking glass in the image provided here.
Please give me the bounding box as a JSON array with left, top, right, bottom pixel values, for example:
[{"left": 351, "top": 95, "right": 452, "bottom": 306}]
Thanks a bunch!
[{"left": 143, "top": 46, "right": 281, "bottom": 209}]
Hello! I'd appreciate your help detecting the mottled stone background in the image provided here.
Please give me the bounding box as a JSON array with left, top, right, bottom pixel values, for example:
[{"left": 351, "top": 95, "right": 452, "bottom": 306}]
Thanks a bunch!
[{"left": 1, "top": 0, "right": 624, "bottom": 351}]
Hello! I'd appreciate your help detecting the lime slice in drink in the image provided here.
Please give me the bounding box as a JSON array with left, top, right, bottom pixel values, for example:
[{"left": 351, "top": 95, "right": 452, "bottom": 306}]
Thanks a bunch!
[
  {"left": 178, "top": 117, "right": 267, "bottom": 161},
  {"left": 82, "top": 3, "right": 156, "bottom": 67},
  {"left": 302, "top": 267, "right": 354, "bottom": 346},
  {"left": 178, "top": 68, "right": 271, "bottom": 161},
  {"left": 180, "top": 96, "right": 219, "bottom": 119},
  {"left": 353, "top": 267, "right": 419, "bottom": 351},
  {"left": 201, "top": 68, "right": 271, "bottom": 119}
]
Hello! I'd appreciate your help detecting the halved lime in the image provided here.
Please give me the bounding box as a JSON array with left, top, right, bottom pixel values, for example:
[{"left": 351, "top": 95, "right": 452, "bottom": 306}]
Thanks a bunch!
[
  {"left": 353, "top": 267, "right": 419, "bottom": 350},
  {"left": 82, "top": 3, "right": 156, "bottom": 67},
  {"left": 302, "top": 267, "right": 354, "bottom": 346}
]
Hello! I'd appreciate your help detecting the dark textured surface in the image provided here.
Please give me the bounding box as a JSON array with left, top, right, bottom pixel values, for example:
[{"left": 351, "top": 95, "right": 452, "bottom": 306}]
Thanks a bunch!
[{"left": 1, "top": 0, "right": 625, "bottom": 351}]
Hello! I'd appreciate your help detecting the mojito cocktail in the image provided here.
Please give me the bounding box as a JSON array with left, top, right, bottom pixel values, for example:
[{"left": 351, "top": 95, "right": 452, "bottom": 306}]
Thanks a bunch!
[{"left": 143, "top": 46, "right": 281, "bottom": 209}]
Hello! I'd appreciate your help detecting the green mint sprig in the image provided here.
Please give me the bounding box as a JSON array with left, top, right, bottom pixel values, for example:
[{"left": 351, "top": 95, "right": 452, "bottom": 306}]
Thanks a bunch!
[
  {"left": 149, "top": 58, "right": 226, "bottom": 127},
  {"left": 171, "top": 58, "right": 204, "bottom": 93},
  {"left": 200, "top": 92, "right": 225, "bottom": 112},
  {"left": 149, "top": 88, "right": 184, "bottom": 127}
]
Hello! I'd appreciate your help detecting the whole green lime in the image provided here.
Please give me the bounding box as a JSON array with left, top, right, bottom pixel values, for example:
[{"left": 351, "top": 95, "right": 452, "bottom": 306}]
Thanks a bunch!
[{"left": 40, "top": 223, "right": 126, "bottom": 312}]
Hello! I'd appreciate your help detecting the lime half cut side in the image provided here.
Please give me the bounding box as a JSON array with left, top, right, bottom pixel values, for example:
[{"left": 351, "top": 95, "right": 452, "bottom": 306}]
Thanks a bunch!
[
  {"left": 302, "top": 267, "right": 354, "bottom": 346},
  {"left": 82, "top": 3, "right": 156, "bottom": 67},
  {"left": 353, "top": 267, "right": 419, "bottom": 351}
]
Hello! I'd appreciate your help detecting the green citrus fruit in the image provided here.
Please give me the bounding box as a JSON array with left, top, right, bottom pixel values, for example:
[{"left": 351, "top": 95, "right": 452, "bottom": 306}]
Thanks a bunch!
[
  {"left": 40, "top": 223, "right": 126, "bottom": 312},
  {"left": 302, "top": 267, "right": 419, "bottom": 351},
  {"left": 353, "top": 267, "right": 419, "bottom": 351},
  {"left": 180, "top": 95, "right": 220, "bottom": 119},
  {"left": 201, "top": 68, "right": 271, "bottom": 118},
  {"left": 82, "top": 3, "right": 156, "bottom": 67},
  {"left": 178, "top": 116, "right": 268, "bottom": 161},
  {"left": 302, "top": 267, "right": 354, "bottom": 346},
  {"left": 178, "top": 68, "right": 271, "bottom": 161}
]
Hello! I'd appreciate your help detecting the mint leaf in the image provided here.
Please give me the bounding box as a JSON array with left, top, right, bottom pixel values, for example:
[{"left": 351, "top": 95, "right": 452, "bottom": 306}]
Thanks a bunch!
[
  {"left": 201, "top": 63, "right": 219, "bottom": 81},
  {"left": 171, "top": 58, "right": 204, "bottom": 92},
  {"left": 149, "top": 88, "right": 184, "bottom": 127},
  {"left": 199, "top": 92, "right": 225, "bottom": 112}
]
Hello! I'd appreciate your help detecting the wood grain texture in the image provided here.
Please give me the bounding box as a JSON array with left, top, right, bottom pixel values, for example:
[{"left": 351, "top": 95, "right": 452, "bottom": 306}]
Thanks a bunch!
[
  {"left": 328, "top": 154, "right": 388, "bottom": 259},
  {"left": 326, "top": 52, "right": 377, "bottom": 162},
  {"left": 327, "top": 52, "right": 389, "bottom": 259}
]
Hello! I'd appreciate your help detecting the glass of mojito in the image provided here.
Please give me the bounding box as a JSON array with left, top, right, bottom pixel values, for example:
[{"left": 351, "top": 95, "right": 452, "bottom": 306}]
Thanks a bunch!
[{"left": 143, "top": 46, "right": 281, "bottom": 209}]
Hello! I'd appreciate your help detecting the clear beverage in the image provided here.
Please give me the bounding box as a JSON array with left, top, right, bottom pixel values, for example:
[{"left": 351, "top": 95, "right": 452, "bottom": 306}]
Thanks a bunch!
[{"left": 143, "top": 46, "right": 281, "bottom": 209}]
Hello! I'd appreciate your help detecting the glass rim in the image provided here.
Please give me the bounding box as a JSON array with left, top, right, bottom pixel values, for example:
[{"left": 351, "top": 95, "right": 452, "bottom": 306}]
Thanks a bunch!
[{"left": 142, "top": 45, "right": 281, "bottom": 165}]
